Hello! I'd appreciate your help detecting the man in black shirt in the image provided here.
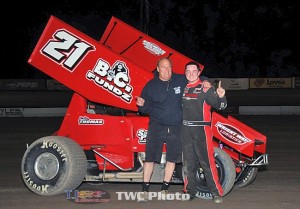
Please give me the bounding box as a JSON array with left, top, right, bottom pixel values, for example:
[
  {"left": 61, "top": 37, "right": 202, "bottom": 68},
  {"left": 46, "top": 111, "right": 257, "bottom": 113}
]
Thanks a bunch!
[{"left": 136, "top": 57, "right": 187, "bottom": 202}]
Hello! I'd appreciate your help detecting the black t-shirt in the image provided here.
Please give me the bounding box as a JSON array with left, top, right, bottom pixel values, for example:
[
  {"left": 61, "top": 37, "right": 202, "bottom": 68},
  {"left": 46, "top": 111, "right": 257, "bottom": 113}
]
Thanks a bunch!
[{"left": 138, "top": 73, "right": 188, "bottom": 126}]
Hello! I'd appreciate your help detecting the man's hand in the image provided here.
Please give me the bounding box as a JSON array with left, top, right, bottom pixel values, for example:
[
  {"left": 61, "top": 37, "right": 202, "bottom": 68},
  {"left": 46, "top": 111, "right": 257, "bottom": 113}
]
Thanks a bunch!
[
  {"left": 216, "top": 81, "right": 225, "bottom": 98},
  {"left": 136, "top": 96, "right": 145, "bottom": 106}
]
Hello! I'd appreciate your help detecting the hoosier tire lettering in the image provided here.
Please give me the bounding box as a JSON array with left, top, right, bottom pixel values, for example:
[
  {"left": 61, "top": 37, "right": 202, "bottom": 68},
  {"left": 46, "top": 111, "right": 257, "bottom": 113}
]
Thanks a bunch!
[
  {"left": 23, "top": 171, "right": 50, "bottom": 193},
  {"left": 40, "top": 140, "right": 67, "bottom": 162}
]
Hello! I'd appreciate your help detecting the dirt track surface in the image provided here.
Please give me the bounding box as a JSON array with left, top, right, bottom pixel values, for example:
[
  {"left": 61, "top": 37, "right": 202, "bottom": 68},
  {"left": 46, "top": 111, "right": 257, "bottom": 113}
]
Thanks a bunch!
[{"left": 0, "top": 115, "right": 300, "bottom": 209}]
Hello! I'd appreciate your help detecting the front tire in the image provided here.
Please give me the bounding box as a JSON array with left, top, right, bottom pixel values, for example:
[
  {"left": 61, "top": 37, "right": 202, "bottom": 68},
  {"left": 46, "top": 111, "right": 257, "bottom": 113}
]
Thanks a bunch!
[
  {"left": 234, "top": 166, "right": 258, "bottom": 188},
  {"left": 21, "top": 136, "right": 87, "bottom": 196},
  {"left": 195, "top": 147, "right": 236, "bottom": 199}
]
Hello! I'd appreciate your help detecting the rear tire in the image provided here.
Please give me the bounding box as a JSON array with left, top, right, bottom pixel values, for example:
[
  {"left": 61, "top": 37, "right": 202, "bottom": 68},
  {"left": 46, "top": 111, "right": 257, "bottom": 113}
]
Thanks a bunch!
[
  {"left": 195, "top": 148, "right": 236, "bottom": 199},
  {"left": 21, "top": 136, "right": 87, "bottom": 196}
]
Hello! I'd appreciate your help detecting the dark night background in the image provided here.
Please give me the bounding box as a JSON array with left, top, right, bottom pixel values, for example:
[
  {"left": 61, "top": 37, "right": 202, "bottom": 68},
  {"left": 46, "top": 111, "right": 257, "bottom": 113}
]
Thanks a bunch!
[{"left": 1, "top": 0, "right": 299, "bottom": 79}]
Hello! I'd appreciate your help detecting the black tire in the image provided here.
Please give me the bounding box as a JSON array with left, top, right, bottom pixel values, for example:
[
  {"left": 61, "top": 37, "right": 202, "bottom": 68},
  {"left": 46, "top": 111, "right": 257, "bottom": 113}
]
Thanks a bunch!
[
  {"left": 21, "top": 136, "right": 87, "bottom": 196},
  {"left": 194, "top": 147, "right": 236, "bottom": 199},
  {"left": 234, "top": 166, "right": 258, "bottom": 188}
]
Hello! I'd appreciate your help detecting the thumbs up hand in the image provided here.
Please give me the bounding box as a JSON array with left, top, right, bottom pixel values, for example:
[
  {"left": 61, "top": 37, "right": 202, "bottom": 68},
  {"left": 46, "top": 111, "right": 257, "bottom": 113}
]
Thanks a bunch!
[{"left": 216, "top": 81, "right": 225, "bottom": 98}]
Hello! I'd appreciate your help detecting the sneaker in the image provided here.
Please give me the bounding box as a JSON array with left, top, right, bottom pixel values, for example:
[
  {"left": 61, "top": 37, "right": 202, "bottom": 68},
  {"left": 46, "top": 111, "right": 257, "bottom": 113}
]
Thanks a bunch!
[
  {"left": 137, "top": 191, "right": 148, "bottom": 203},
  {"left": 160, "top": 190, "right": 168, "bottom": 195},
  {"left": 187, "top": 195, "right": 196, "bottom": 201},
  {"left": 182, "top": 193, "right": 196, "bottom": 201},
  {"left": 159, "top": 190, "right": 169, "bottom": 200},
  {"left": 213, "top": 195, "right": 223, "bottom": 204}
]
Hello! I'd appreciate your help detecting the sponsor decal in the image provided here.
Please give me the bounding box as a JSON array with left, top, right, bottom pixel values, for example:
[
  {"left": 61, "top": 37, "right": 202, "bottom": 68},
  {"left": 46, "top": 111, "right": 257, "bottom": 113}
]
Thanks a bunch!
[
  {"left": 78, "top": 116, "right": 104, "bottom": 125},
  {"left": 193, "top": 87, "right": 203, "bottom": 94},
  {"left": 215, "top": 122, "right": 251, "bottom": 144},
  {"left": 65, "top": 189, "right": 110, "bottom": 203},
  {"left": 137, "top": 128, "right": 147, "bottom": 144},
  {"left": 229, "top": 79, "right": 240, "bottom": 86},
  {"left": 250, "top": 78, "right": 292, "bottom": 88},
  {"left": 142, "top": 40, "right": 166, "bottom": 55},
  {"left": 0, "top": 108, "right": 23, "bottom": 117},
  {"left": 86, "top": 59, "right": 133, "bottom": 103},
  {"left": 174, "top": 86, "right": 181, "bottom": 94},
  {"left": 7, "top": 81, "right": 39, "bottom": 89},
  {"left": 0, "top": 79, "right": 46, "bottom": 90},
  {"left": 254, "top": 78, "right": 265, "bottom": 87}
]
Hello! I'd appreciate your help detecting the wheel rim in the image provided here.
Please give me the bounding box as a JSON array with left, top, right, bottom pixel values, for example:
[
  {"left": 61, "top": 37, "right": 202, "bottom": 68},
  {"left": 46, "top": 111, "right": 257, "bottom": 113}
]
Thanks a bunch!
[
  {"left": 34, "top": 153, "right": 59, "bottom": 180},
  {"left": 196, "top": 159, "right": 224, "bottom": 186}
]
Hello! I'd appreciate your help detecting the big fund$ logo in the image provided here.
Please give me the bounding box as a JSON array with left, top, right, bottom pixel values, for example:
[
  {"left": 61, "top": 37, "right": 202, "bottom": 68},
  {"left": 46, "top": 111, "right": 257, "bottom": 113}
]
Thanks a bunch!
[
  {"left": 86, "top": 59, "right": 133, "bottom": 103},
  {"left": 215, "top": 122, "right": 251, "bottom": 144}
]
